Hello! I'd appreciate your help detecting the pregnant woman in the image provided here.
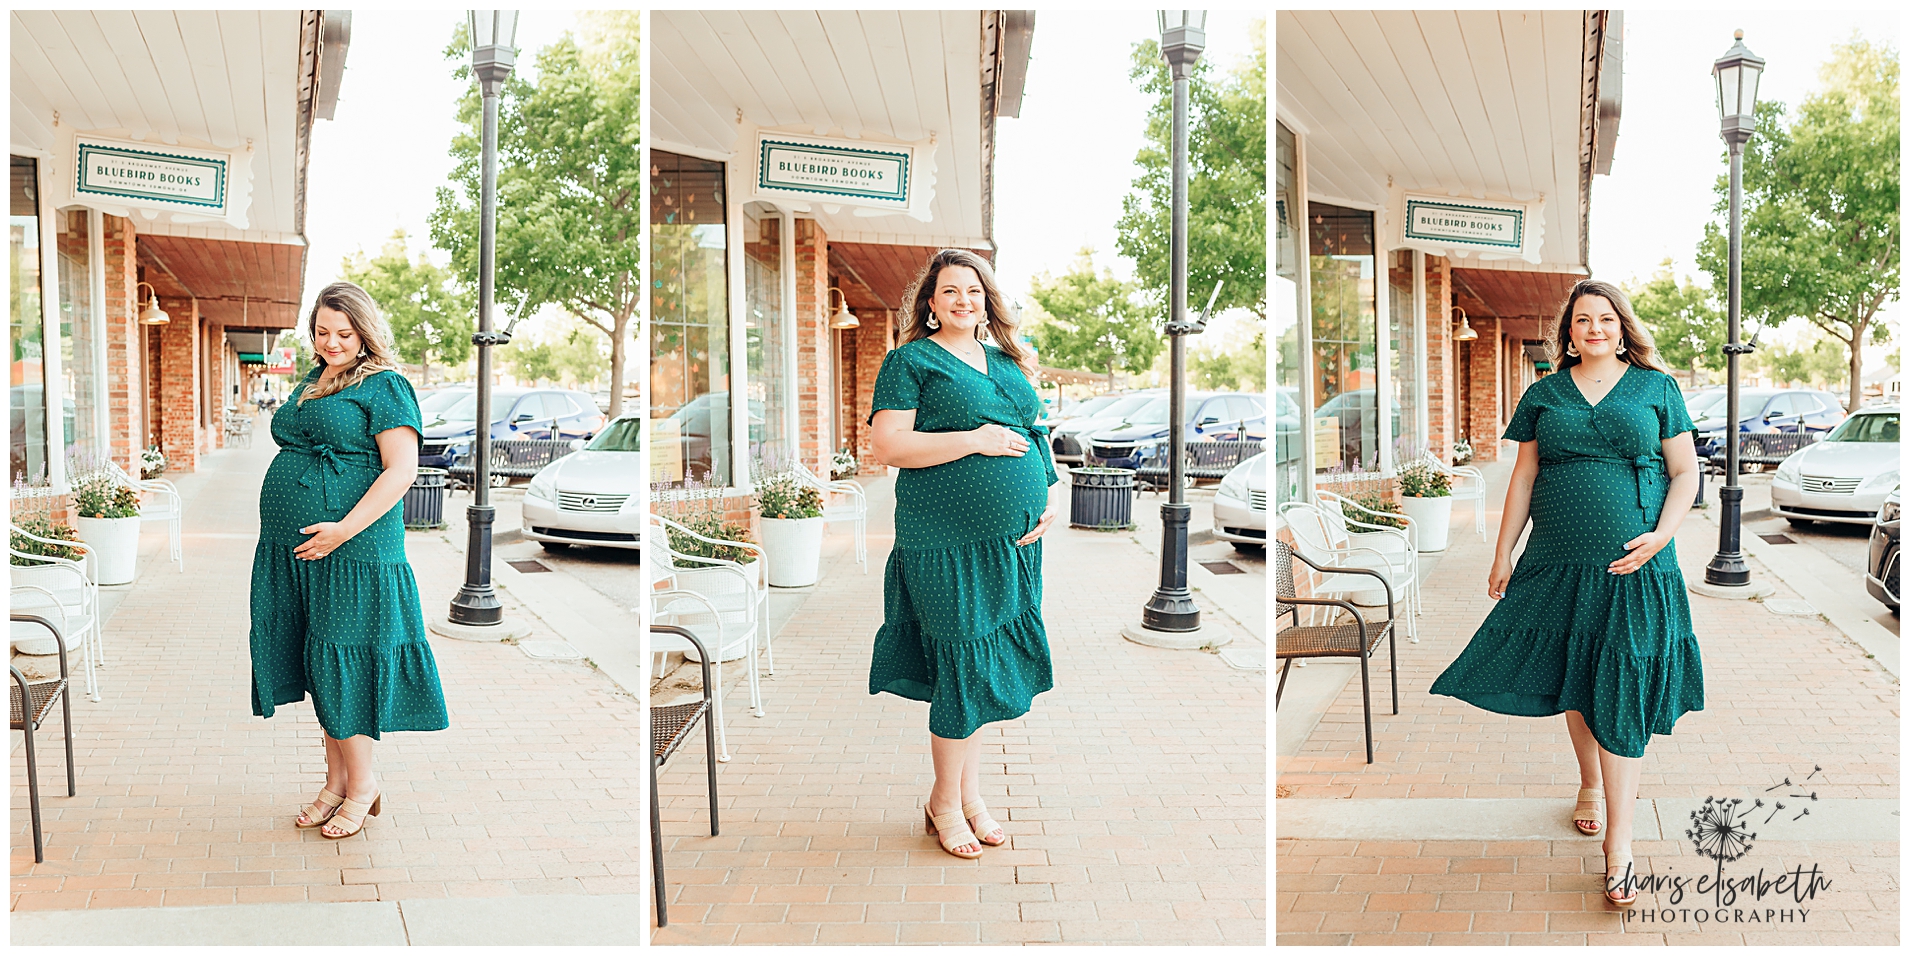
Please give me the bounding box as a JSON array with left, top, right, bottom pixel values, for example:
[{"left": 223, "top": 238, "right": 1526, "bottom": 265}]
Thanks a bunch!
[
  {"left": 868, "top": 248, "right": 1059, "bottom": 860},
  {"left": 1430, "top": 279, "right": 1704, "bottom": 907},
  {"left": 251, "top": 281, "right": 448, "bottom": 840}
]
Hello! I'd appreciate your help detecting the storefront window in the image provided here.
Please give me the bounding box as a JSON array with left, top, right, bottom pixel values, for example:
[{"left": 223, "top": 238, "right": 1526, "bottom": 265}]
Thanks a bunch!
[
  {"left": 11, "top": 156, "right": 46, "bottom": 485},
  {"left": 650, "top": 150, "right": 731, "bottom": 488},
  {"left": 1272, "top": 121, "right": 1303, "bottom": 503},
  {"left": 742, "top": 203, "right": 785, "bottom": 470},
  {"left": 58, "top": 210, "right": 98, "bottom": 468},
  {"left": 1387, "top": 249, "right": 1419, "bottom": 462},
  {"left": 1309, "top": 202, "right": 1382, "bottom": 473}
]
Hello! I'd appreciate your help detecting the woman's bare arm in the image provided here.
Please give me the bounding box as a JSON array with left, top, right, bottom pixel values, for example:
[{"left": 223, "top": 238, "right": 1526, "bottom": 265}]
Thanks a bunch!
[
  {"left": 870, "top": 409, "right": 1027, "bottom": 469},
  {"left": 1652, "top": 431, "right": 1700, "bottom": 535},
  {"left": 1494, "top": 441, "right": 1539, "bottom": 563}
]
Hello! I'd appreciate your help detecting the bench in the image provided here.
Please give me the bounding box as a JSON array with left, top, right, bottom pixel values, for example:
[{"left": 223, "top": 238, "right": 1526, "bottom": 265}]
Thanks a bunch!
[
  {"left": 1706, "top": 431, "right": 1820, "bottom": 472},
  {"left": 1132, "top": 439, "right": 1265, "bottom": 490},
  {"left": 446, "top": 439, "right": 578, "bottom": 486}
]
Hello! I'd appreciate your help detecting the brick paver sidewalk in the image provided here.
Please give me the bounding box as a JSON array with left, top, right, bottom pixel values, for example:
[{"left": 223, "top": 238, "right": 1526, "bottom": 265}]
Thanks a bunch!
[
  {"left": 11, "top": 435, "right": 641, "bottom": 911},
  {"left": 1275, "top": 468, "right": 1900, "bottom": 944},
  {"left": 650, "top": 477, "right": 1266, "bottom": 945}
]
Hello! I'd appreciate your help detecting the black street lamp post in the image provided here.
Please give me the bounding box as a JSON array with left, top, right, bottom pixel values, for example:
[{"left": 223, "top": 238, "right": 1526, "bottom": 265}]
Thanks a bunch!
[
  {"left": 447, "top": 9, "right": 520, "bottom": 628},
  {"left": 1703, "top": 30, "right": 1765, "bottom": 589},
  {"left": 1138, "top": 10, "right": 1210, "bottom": 636}
]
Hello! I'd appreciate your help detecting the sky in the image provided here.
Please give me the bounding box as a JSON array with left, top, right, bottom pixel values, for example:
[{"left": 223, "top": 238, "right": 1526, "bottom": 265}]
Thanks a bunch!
[
  {"left": 1588, "top": 10, "right": 1899, "bottom": 362},
  {"left": 300, "top": 10, "right": 578, "bottom": 335},
  {"left": 991, "top": 10, "right": 1263, "bottom": 341}
]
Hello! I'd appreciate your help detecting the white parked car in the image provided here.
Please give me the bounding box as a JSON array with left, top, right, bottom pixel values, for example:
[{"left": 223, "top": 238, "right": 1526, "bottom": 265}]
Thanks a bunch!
[
  {"left": 1211, "top": 451, "right": 1267, "bottom": 552},
  {"left": 523, "top": 416, "right": 641, "bottom": 550},
  {"left": 1770, "top": 405, "right": 1900, "bottom": 526}
]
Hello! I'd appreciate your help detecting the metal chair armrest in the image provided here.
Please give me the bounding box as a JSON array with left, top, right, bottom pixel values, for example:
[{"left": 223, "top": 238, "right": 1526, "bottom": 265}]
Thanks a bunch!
[
  {"left": 650, "top": 623, "right": 714, "bottom": 704},
  {"left": 1285, "top": 549, "right": 1396, "bottom": 620},
  {"left": 8, "top": 526, "right": 94, "bottom": 555},
  {"left": 9, "top": 612, "right": 70, "bottom": 681}
]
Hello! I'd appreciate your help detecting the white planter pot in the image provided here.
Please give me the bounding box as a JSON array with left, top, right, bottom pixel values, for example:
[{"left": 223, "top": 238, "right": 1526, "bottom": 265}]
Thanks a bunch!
[
  {"left": 760, "top": 515, "right": 826, "bottom": 588},
  {"left": 1399, "top": 495, "right": 1454, "bottom": 553},
  {"left": 77, "top": 514, "right": 142, "bottom": 585}
]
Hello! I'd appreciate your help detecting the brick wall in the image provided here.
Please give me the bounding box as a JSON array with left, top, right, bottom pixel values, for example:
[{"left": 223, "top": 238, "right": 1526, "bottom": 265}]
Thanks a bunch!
[
  {"left": 1468, "top": 321, "right": 1504, "bottom": 462},
  {"left": 206, "top": 324, "right": 226, "bottom": 450},
  {"left": 102, "top": 216, "right": 142, "bottom": 475},
  {"left": 852, "top": 309, "right": 894, "bottom": 473},
  {"left": 791, "top": 219, "right": 831, "bottom": 478},
  {"left": 152, "top": 295, "right": 201, "bottom": 472},
  {"left": 1424, "top": 256, "right": 1454, "bottom": 465}
]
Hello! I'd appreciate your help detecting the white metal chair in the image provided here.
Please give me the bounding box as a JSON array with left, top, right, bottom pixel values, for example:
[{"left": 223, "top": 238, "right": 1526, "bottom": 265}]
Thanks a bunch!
[
  {"left": 791, "top": 459, "right": 868, "bottom": 572},
  {"left": 106, "top": 460, "right": 185, "bottom": 571},
  {"left": 9, "top": 584, "right": 99, "bottom": 703},
  {"left": 9, "top": 527, "right": 104, "bottom": 698},
  {"left": 1420, "top": 453, "right": 1487, "bottom": 541},
  {"left": 1280, "top": 499, "right": 1422, "bottom": 644},
  {"left": 1314, "top": 489, "right": 1425, "bottom": 620},
  {"left": 647, "top": 513, "right": 769, "bottom": 762}
]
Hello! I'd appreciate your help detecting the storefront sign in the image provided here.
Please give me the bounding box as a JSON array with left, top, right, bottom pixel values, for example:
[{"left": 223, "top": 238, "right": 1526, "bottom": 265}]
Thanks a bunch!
[
  {"left": 265, "top": 348, "right": 296, "bottom": 375},
  {"left": 73, "top": 136, "right": 228, "bottom": 213},
  {"left": 1404, "top": 199, "right": 1521, "bottom": 250},
  {"left": 1391, "top": 190, "right": 1546, "bottom": 264},
  {"left": 757, "top": 135, "right": 911, "bottom": 205}
]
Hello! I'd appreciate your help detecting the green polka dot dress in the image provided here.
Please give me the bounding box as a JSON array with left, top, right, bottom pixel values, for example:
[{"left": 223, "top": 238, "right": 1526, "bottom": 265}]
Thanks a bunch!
[
  {"left": 1430, "top": 364, "right": 1704, "bottom": 758},
  {"left": 867, "top": 338, "right": 1059, "bottom": 739},
  {"left": 249, "top": 366, "right": 449, "bottom": 740}
]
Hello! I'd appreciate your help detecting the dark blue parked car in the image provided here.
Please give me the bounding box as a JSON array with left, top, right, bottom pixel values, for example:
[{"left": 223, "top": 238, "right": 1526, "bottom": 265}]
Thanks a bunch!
[
  {"left": 1691, "top": 387, "right": 1847, "bottom": 460},
  {"left": 418, "top": 387, "right": 608, "bottom": 470},
  {"left": 1086, "top": 392, "right": 1266, "bottom": 470}
]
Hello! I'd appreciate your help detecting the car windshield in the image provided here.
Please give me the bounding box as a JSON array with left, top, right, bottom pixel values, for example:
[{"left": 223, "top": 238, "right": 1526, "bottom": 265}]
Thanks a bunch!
[
  {"left": 438, "top": 390, "right": 528, "bottom": 423},
  {"left": 587, "top": 418, "right": 641, "bottom": 452},
  {"left": 1824, "top": 412, "right": 1899, "bottom": 443},
  {"left": 418, "top": 388, "right": 471, "bottom": 418},
  {"left": 1128, "top": 398, "right": 1173, "bottom": 425},
  {"left": 1686, "top": 391, "right": 1727, "bottom": 417},
  {"left": 1068, "top": 395, "right": 1120, "bottom": 417},
  {"left": 1094, "top": 395, "right": 1155, "bottom": 420}
]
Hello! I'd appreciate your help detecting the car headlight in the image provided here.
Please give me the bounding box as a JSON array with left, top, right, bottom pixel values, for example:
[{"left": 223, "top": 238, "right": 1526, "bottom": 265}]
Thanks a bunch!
[
  {"left": 527, "top": 471, "right": 558, "bottom": 502},
  {"left": 1218, "top": 469, "right": 1250, "bottom": 501},
  {"left": 1774, "top": 456, "right": 1803, "bottom": 484},
  {"left": 1865, "top": 470, "right": 1900, "bottom": 490},
  {"left": 1880, "top": 498, "right": 1901, "bottom": 524}
]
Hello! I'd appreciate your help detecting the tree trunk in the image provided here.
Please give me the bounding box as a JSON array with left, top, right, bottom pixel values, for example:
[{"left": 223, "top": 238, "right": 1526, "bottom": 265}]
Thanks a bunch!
[
  {"left": 607, "top": 308, "right": 629, "bottom": 419},
  {"left": 1847, "top": 328, "right": 1865, "bottom": 413},
  {"left": 421, "top": 354, "right": 431, "bottom": 388}
]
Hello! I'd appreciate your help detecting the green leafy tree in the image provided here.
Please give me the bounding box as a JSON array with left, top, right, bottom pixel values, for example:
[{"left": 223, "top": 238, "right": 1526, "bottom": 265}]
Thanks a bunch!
[
  {"left": 1117, "top": 20, "right": 1266, "bottom": 323},
  {"left": 502, "top": 314, "right": 608, "bottom": 388},
  {"left": 1024, "top": 249, "right": 1160, "bottom": 380},
  {"left": 339, "top": 230, "right": 473, "bottom": 386},
  {"left": 1626, "top": 259, "right": 1723, "bottom": 385},
  {"left": 430, "top": 11, "right": 640, "bottom": 417},
  {"left": 1753, "top": 332, "right": 1852, "bottom": 389},
  {"left": 1698, "top": 36, "right": 1899, "bottom": 412},
  {"left": 1190, "top": 329, "right": 1267, "bottom": 391}
]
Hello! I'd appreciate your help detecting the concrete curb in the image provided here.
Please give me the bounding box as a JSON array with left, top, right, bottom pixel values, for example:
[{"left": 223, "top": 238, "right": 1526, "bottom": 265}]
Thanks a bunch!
[
  {"left": 1277, "top": 797, "right": 1902, "bottom": 842},
  {"left": 7, "top": 894, "right": 645, "bottom": 946}
]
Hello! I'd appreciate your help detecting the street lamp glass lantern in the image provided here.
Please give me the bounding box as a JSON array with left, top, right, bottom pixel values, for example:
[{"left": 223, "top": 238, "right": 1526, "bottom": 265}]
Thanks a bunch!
[
  {"left": 468, "top": 9, "right": 519, "bottom": 52},
  {"left": 1712, "top": 31, "right": 1765, "bottom": 125},
  {"left": 1157, "top": 10, "right": 1207, "bottom": 34}
]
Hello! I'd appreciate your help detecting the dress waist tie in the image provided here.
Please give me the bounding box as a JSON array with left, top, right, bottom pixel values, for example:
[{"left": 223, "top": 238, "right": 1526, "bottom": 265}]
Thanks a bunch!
[{"left": 287, "top": 444, "right": 382, "bottom": 511}]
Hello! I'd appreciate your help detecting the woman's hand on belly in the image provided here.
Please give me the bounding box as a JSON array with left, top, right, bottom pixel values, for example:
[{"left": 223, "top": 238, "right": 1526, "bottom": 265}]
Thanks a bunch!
[
  {"left": 1016, "top": 505, "right": 1057, "bottom": 546},
  {"left": 972, "top": 423, "right": 1030, "bottom": 457},
  {"left": 1608, "top": 529, "right": 1671, "bottom": 575},
  {"left": 293, "top": 522, "right": 354, "bottom": 561}
]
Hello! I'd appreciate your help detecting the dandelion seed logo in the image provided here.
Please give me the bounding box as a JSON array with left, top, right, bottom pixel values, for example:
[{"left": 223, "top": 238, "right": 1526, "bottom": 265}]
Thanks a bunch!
[{"left": 1687, "top": 796, "right": 1756, "bottom": 865}]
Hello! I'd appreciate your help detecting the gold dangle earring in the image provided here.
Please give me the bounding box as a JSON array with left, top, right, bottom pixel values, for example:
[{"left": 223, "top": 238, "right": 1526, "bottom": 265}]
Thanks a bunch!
[
  {"left": 926, "top": 311, "right": 940, "bottom": 331},
  {"left": 1566, "top": 342, "right": 1580, "bottom": 357}
]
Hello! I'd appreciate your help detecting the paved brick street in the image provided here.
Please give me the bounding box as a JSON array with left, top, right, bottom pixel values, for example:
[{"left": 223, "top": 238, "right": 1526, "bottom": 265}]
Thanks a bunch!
[
  {"left": 1275, "top": 460, "right": 1900, "bottom": 944},
  {"left": 10, "top": 430, "right": 641, "bottom": 915},
  {"left": 650, "top": 476, "right": 1266, "bottom": 945}
]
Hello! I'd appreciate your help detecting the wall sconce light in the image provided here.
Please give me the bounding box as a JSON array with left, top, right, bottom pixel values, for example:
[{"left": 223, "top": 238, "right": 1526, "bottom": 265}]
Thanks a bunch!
[
  {"left": 828, "top": 287, "right": 859, "bottom": 329},
  {"left": 1452, "top": 305, "right": 1478, "bottom": 342},
  {"left": 135, "top": 282, "right": 170, "bottom": 325}
]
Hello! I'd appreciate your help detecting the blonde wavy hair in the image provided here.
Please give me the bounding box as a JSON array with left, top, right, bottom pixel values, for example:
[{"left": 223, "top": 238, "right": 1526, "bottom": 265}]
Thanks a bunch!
[
  {"left": 298, "top": 280, "right": 403, "bottom": 404},
  {"left": 899, "top": 249, "right": 1035, "bottom": 379}
]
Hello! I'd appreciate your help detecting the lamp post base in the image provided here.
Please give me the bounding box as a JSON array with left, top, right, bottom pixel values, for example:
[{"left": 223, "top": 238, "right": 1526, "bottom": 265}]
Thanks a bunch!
[
  {"left": 1688, "top": 579, "right": 1776, "bottom": 601},
  {"left": 429, "top": 615, "right": 533, "bottom": 643},
  {"left": 1122, "top": 620, "right": 1229, "bottom": 650}
]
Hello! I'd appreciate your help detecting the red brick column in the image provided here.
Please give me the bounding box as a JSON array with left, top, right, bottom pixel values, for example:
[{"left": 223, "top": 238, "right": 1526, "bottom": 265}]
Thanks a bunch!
[
  {"left": 206, "top": 322, "right": 226, "bottom": 450},
  {"left": 101, "top": 216, "right": 142, "bottom": 475},
  {"left": 791, "top": 219, "right": 831, "bottom": 479},
  {"left": 852, "top": 309, "right": 894, "bottom": 473},
  {"left": 153, "top": 296, "right": 201, "bottom": 473},
  {"left": 1468, "top": 319, "right": 1504, "bottom": 462},
  {"left": 1423, "top": 256, "right": 1454, "bottom": 464}
]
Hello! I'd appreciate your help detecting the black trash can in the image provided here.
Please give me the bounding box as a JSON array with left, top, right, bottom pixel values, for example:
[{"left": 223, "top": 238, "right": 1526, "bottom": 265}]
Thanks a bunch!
[
  {"left": 1070, "top": 467, "right": 1136, "bottom": 530},
  {"left": 404, "top": 467, "right": 449, "bottom": 529}
]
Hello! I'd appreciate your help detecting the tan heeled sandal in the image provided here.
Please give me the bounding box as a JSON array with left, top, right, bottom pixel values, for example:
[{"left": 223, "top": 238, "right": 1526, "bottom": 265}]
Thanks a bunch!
[
  {"left": 963, "top": 800, "right": 1006, "bottom": 847},
  {"left": 1604, "top": 847, "right": 1638, "bottom": 906},
  {"left": 321, "top": 792, "right": 382, "bottom": 840},
  {"left": 295, "top": 788, "right": 345, "bottom": 829},
  {"left": 1573, "top": 787, "right": 1604, "bottom": 836},
  {"left": 925, "top": 806, "right": 984, "bottom": 860}
]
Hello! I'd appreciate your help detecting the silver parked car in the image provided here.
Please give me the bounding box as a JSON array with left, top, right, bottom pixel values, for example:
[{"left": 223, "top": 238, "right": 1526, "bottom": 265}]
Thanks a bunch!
[
  {"left": 1770, "top": 405, "right": 1900, "bottom": 526},
  {"left": 1211, "top": 451, "right": 1266, "bottom": 553},
  {"left": 1049, "top": 390, "right": 1161, "bottom": 465},
  {"left": 522, "top": 416, "right": 641, "bottom": 550}
]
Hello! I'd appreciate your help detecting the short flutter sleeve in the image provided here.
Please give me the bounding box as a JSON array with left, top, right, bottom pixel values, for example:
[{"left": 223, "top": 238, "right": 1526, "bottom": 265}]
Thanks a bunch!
[
  {"left": 1658, "top": 373, "right": 1696, "bottom": 439},
  {"left": 364, "top": 371, "right": 424, "bottom": 445},
  {"left": 868, "top": 347, "right": 921, "bottom": 424},
  {"left": 1503, "top": 379, "right": 1546, "bottom": 443}
]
